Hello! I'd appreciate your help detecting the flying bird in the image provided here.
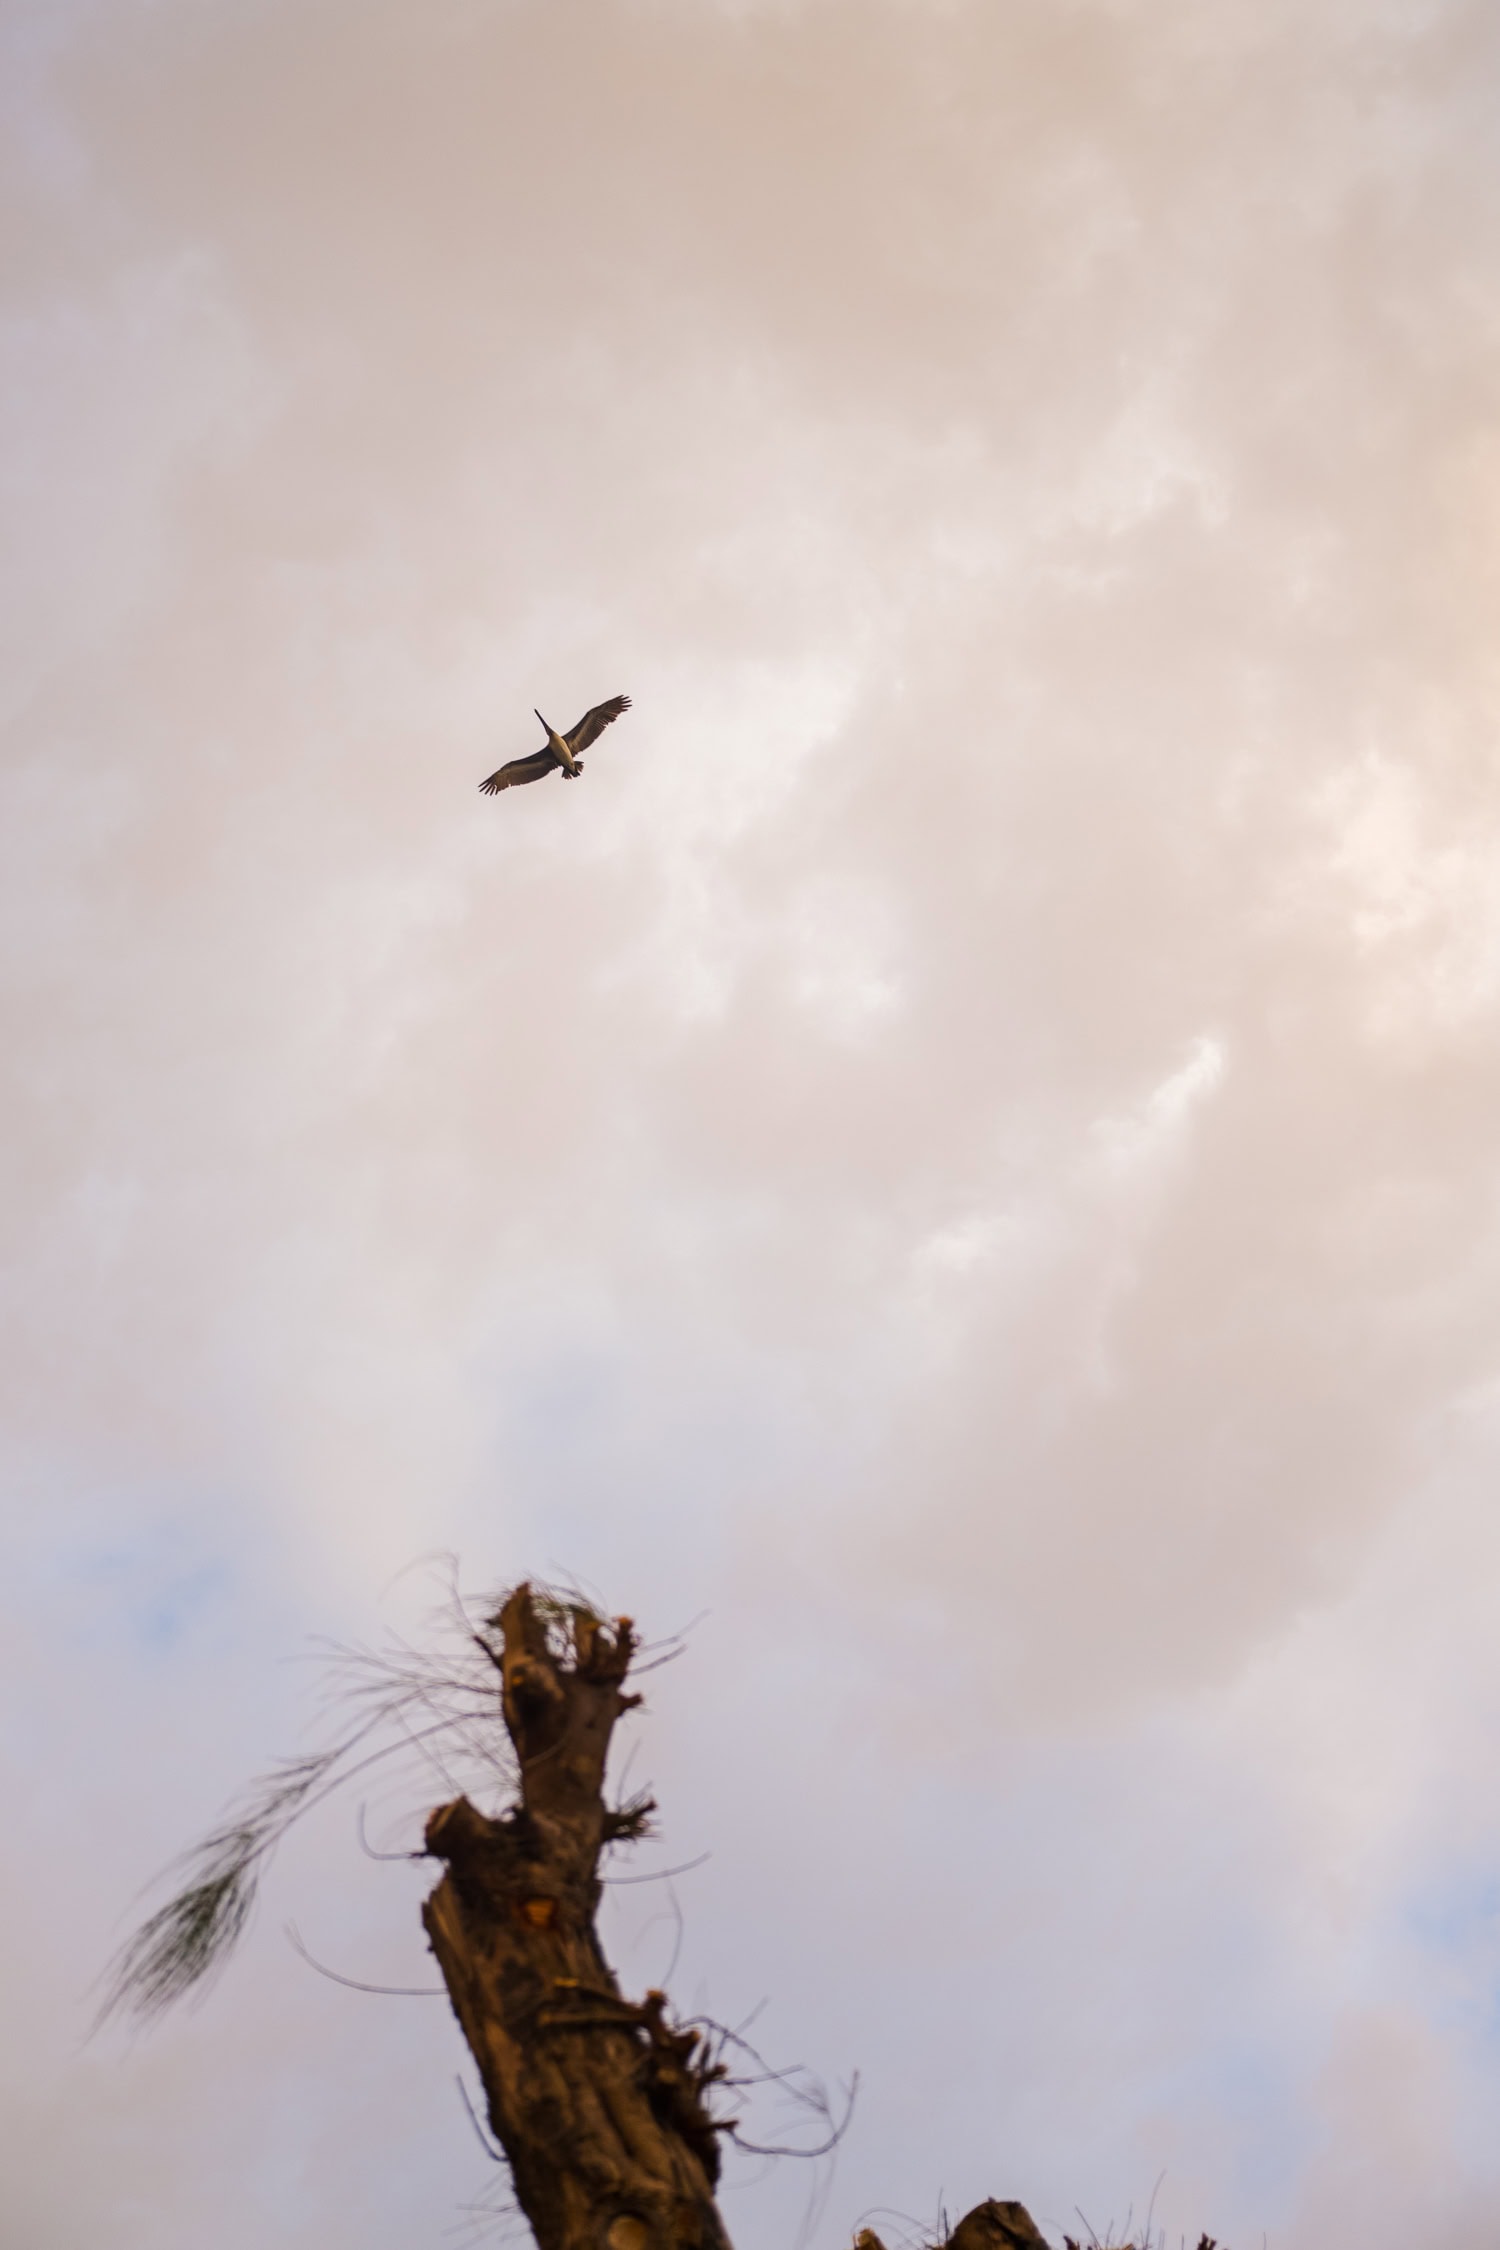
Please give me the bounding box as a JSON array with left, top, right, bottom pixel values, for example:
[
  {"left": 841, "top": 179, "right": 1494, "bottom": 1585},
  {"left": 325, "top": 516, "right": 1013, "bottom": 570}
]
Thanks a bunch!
[{"left": 478, "top": 695, "right": 631, "bottom": 794}]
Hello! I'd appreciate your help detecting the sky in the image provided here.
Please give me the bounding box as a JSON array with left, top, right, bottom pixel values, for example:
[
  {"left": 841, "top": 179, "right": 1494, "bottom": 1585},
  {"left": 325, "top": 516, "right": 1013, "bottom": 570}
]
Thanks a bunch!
[{"left": 5, "top": 0, "right": 1500, "bottom": 2243}]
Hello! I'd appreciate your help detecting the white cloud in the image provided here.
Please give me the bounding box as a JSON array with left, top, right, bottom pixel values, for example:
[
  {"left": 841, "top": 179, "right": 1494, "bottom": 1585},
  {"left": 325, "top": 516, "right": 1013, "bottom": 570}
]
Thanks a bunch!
[{"left": 6, "top": 1, "right": 1500, "bottom": 2245}]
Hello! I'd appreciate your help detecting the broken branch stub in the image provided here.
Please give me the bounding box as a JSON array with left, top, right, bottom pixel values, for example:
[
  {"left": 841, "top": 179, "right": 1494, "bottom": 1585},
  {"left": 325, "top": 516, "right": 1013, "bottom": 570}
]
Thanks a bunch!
[{"left": 422, "top": 1584, "right": 730, "bottom": 2250}]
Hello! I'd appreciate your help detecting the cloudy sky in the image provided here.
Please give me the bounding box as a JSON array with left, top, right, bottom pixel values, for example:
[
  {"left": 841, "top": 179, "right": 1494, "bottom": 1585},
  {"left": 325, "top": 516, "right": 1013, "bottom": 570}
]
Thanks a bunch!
[{"left": 6, "top": 0, "right": 1500, "bottom": 2243}]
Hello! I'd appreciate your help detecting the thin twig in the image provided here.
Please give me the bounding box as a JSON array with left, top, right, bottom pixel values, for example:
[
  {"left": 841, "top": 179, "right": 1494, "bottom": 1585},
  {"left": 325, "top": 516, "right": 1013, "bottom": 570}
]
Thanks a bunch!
[
  {"left": 600, "top": 1852, "right": 711, "bottom": 1887},
  {"left": 356, "top": 1803, "right": 422, "bottom": 1863},
  {"left": 285, "top": 1922, "right": 443, "bottom": 1998},
  {"left": 455, "top": 2074, "right": 506, "bottom": 2164}
]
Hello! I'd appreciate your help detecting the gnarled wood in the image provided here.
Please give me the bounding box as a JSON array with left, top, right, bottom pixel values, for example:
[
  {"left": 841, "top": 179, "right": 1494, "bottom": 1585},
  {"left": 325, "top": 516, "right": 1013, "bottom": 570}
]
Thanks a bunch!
[
  {"left": 421, "top": 1584, "right": 1218, "bottom": 2250},
  {"left": 422, "top": 1586, "right": 732, "bottom": 2250},
  {"left": 112, "top": 1571, "right": 1226, "bottom": 2250}
]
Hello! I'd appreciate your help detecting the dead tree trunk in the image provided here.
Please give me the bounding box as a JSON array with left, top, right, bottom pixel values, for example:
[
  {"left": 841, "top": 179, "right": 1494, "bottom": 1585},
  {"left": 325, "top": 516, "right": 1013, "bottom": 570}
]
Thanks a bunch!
[
  {"left": 422, "top": 1586, "right": 733, "bottom": 2250},
  {"left": 112, "top": 1573, "right": 1220, "bottom": 2250},
  {"left": 419, "top": 1590, "right": 1085, "bottom": 2250}
]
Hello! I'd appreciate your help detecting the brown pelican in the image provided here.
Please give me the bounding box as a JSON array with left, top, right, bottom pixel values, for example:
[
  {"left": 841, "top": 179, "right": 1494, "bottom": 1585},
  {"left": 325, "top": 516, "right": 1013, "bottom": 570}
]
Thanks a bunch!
[{"left": 478, "top": 696, "right": 631, "bottom": 794}]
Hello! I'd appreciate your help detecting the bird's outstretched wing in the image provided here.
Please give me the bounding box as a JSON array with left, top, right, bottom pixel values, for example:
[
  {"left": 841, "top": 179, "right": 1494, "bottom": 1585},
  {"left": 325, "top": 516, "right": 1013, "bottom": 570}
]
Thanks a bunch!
[
  {"left": 565, "top": 695, "right": 631, "bottom": 756},
  {"left": 478, "top": 696, "right": 630, "bottom": 795},
  {"left": 479, "top": 747, "right": 556, "bottom": 794}
]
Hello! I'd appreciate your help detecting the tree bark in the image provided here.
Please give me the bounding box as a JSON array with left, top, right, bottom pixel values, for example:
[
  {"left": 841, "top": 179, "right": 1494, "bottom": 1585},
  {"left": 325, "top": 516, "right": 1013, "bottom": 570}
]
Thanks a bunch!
[
  {"left": 421, "top": 1584, "right": 1210, "bottom": 2250},
  {"left": 422, "top": 1586, "right": 733, "bottom": 2250}
]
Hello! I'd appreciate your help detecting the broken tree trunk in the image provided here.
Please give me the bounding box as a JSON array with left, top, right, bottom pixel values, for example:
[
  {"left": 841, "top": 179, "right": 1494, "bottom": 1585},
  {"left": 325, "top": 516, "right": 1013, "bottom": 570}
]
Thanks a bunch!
[
  {"left": 422, "top": 1585, "right": 732, "bottom": 2250},
  {"left": 111, "top": 1572, "right": 1219, "bottom": 2250},
  {"left": 420, "top": 1583, "right": 1199, "bottom": 2250}
]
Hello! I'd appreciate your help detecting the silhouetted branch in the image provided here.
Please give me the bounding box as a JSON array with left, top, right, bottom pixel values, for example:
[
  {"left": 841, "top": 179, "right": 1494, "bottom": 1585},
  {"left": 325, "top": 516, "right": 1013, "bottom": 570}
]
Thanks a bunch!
[
  {"left": 101, "top": 1573, "right": 616, "bottom": 2024},
  {"left": 285, "top": 1921, "right": 443, "bottom": 1998}
]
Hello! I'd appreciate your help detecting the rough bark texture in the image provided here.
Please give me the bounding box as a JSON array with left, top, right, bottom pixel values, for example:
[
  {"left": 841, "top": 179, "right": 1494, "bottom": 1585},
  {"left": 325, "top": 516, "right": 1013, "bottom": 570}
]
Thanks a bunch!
[
  {"left": 422, "top": 1585, "right": 1215, "bottom": 2250},
  {"left": 422, "top": 1587, "right": 733, "bottom": 2250}
]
